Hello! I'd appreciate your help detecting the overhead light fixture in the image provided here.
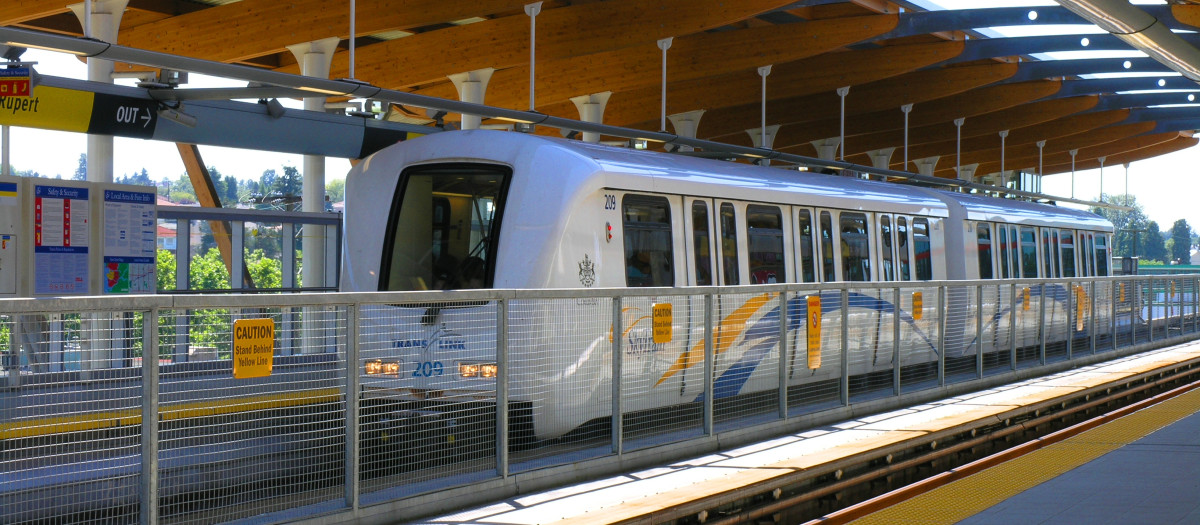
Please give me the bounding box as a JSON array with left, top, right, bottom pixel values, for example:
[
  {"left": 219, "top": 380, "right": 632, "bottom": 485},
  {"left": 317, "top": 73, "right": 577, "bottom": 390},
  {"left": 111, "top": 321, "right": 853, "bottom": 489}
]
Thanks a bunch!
[
  {"left": 2, "top": 41, "right": 88, "bottom": 56},
  {"left": 158, "top": 105, "right": 197, "bottom": 128}
]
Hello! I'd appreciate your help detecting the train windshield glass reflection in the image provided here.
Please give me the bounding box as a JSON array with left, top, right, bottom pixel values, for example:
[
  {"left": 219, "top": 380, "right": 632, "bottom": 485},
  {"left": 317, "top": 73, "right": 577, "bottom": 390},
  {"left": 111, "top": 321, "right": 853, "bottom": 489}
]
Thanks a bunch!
[
  {"left": 382, "top": 164, "right": 509, "bottom": 291},
  {"left": 623, "top": 195, "right": 675, "bottom": 287}
]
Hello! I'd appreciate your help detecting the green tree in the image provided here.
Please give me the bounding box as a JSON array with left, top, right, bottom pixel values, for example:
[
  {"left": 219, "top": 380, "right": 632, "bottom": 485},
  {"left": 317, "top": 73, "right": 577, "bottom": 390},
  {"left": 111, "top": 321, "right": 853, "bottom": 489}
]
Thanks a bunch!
[
  {"left": 326, "top": 177, "right": 346, "bottom": 203},
  {"left": 1170, "top": 219, "right": 1193, "bottom": 264},
  {"left": 73, "top": 153, "right": 87, "bottom": 180},
  {"left": 157, "top": 249, "right": 176, "bottom": 291},
  {"left": 1142, "top": 221, "right": 1168, "bottom": 263},
  {"left": 1091, "top": 194, "right": 1149, "bottom": 257}
]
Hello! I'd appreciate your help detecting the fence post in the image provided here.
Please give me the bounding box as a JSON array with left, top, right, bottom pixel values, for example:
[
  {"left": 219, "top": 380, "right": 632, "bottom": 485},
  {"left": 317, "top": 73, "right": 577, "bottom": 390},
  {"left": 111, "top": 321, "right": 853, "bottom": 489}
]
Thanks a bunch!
[
  {"left": 1148, "top": 278, "right": 1155, "bottom": 343},
  {"left": 703, "top": 293, "right": 714, "bottom": 436},
  {"left": 1090, "top": 280, "right": 1097, "bottom": 354},
  {"left": 611, "top": 295, "right": 623, "bottom": 455},
  {"left": 344, "top": 304, "right": 360, "bottom": 511},
  {"left": 777, "top": 291, "right": 788, "bottom": 420},
  {"left": 976, "top": 285, "right": 983, "bottom": 378},
  {"left": 1066, "top": 280, "right": 1074, "bottom": 361},
  {"left": 1039, "top": 284, "right": 1047, "bottom": 365},
  {"left": 840, "top": 289, "right": 849, "bottom": 406},
  {"left": 140, "top": 307, "right": 159, "bottom": 525},
  {"left": 1009, "top": 283, "right": 1017, "bottom": 370},
  {"left": 496, "top": 298, "right": 509, "bottom": 478},
  {"left": 937, "top": 286, "right": 946, "bottom": 387},
  {"left": 1110, "top": 279, "right": 1118, "bottom": 350},
  {"left": 892, "top": 287, "right": 900, "bottom": 397}
]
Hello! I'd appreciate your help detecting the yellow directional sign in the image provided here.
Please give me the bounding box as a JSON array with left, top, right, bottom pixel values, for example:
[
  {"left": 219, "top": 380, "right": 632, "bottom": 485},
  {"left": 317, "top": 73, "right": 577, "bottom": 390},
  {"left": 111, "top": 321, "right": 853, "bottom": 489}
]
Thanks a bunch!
[
  {"left": 0, "top": 85, "right": 157, "bottom": 137},
  {"left": 233, "top": 318, "right": 275, "bottom": 379}
]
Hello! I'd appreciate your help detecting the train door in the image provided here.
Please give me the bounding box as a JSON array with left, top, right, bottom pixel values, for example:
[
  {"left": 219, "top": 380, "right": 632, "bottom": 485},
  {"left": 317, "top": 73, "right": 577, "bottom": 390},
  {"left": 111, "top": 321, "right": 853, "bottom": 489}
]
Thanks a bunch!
[
  {"left": 879, "top": 214, "right": 896, "bottom": 281},
  {"left": 793, "top": 208, "right": 819, "bottom": 283},
  {"left": 838, "top": 211, "right": 873, "bottom": 282},
  {"left": 747, "top": 204, "right": 790, "bottom": 284},
  {"left": 715, "top": 201, "right": 745, "bottom": 285},
  {"left": 819, "top": 210, "right": 836, "bottom": 282},
  {"left": 897, "top": 216, "right": 912, "bottom": 281},
  {"left": 1060, "top": 230, "right": 1077, "bottom": 278},
  {"left": 1095, "top": 234, "right": 1110, "bottom": 276},
  {"left": 976, "top": 222, "right": 994, "bottom": 280},
  {"left": 685, "top": 199, "right": 716, "bottom": 286},
  {"left": 998, "top": 224, "right": 1011, "bottom": 279},
  {"left": 1020, "top": 227, "right": 1038, "bottom": 278}
]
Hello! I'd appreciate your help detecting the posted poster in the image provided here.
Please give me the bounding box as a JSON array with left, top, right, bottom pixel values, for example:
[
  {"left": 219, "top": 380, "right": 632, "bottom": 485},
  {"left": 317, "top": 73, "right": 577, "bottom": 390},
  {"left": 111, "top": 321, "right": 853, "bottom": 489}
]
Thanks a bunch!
[
  {"left": 34, "top": 184, "right": 89, "bottom": 295},
  {"left": 103, "top": 189, "right": 157, "bottom": 293}
]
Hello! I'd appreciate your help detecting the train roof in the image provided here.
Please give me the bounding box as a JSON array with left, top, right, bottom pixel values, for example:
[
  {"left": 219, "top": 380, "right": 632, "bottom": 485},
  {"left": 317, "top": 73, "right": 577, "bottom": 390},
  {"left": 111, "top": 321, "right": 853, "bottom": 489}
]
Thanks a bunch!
[{"left": 933, "top": 190, "right": 1113, "bottom": 232}]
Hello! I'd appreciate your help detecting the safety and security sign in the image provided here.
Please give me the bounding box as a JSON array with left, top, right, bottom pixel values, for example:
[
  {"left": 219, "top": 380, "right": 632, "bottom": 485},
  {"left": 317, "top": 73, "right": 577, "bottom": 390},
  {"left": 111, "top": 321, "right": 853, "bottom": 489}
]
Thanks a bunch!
[
  {"left": 233, "top": 318, "right": 275, "bottom": 379},
  {"left": 0, "top": 85, "right": 157, "bottom": 138},
  {"left": 0, "top": 68, "right": 32, "bottom": 97},
  {"left": 806, "top": 295, "right": 821, "bottom": 369},
  {"left": 652, "top": 303, "right": 672, "bottom": 344},
  {"left": 34, "top": 184, "right": 89, "bottom": 295}
]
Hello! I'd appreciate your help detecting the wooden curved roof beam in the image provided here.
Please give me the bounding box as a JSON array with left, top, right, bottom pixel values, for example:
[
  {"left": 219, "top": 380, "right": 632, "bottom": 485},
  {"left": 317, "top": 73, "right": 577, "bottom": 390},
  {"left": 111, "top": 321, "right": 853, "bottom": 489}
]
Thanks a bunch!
[
  {"left": 277, "top": 0, "right": 803, "bottom": 88},
  {"left": 1, "top": 1, "right": 69, "bottom": 26},
  {"left": 701, "top": 60, "right": 1019, "bottom": 142},
  {"left": 412, "top": 14, "right": 899, "bottom": 112},
  {"left": 813, "top": 95, "right": 1102, "bottom": 160},
  {"left": 538, "top": 40, "right": 965, "bottom": 131},
  {"left": 1172, "top": 5, "right": 1200, "bottom": 29},
  {"left": 118, "top": 0, "right": 535, "bottom": 64},
  {"left": 967, "top": 131, "right": 1180, "bottom": 176},
  {"left": 733, "top": 79, "right": 1062, "bottom": 150},
  {"left": 862, "top": 106, "right": 1127, "bottom": 168},
  {"left": 1039, "top": 135, "right": 1198, "bottom": 175}
]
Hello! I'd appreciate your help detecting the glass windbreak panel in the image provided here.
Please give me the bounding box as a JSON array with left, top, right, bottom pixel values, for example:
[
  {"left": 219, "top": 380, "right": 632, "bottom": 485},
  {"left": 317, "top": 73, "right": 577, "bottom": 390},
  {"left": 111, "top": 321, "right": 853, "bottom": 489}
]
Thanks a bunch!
[
  {"left": 692, "top": 201, "right": 713, "bottom": 286},
  {"left": 382, "top": 164, "right": 508, "bottom": 291},
  {"left": 747, "top": 205, "right": 785, "bottom": 284},
  {"left": 913, "top": 218, "right": 932, "bottom": 281},
  {"left": 880, "top": 215, "right": 895, "bottom": 281},
  {"left": 820, "top": 211, "right": 835, "bottom": 282},
  {"left": 1022, "top": 227, "right": 1038, "bottom": 278},
  {"left": 840, "top": 212, "right": 871, "bottom": 282},
  {"left": 1061, "top": 230, "right": 1076, "bottom": 278},
  {"left": 797, "top": 209, "right": 816, "bottom": 283},
  {"left": 623, "top": 195, "right": 675, "bottom": 287},
  {"left": 998, "top": 225, "right": 1010, "bottom": 279},
  {"left": 977, "top": 223, "right": 993, "bottom": 280},
  {"left": 1096, "top": 234, "right": 1110, "bottom": 276},
  {"left": 897, "top": 217, "right": 911, "bottom": 281},
  {"left": 720, "top": 203, "right": 740, "bottom": 285}
]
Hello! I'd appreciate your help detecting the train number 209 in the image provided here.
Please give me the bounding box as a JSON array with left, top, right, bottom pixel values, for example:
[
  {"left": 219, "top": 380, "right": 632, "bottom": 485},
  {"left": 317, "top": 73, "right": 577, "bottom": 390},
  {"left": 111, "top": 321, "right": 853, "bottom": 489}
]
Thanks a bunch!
[
  {"left": 413, "top": 361, "right": 444, "bottom": 377},
  {"left": 604, "top": 194, "right": 616, "bottom": 210}
]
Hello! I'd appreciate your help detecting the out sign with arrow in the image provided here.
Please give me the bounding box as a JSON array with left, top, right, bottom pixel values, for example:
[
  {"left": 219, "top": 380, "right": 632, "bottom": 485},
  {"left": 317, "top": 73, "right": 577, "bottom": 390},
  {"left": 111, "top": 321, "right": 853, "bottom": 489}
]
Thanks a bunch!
[{"left": 89, "top": 93, "right": 157, "bottom": 138}]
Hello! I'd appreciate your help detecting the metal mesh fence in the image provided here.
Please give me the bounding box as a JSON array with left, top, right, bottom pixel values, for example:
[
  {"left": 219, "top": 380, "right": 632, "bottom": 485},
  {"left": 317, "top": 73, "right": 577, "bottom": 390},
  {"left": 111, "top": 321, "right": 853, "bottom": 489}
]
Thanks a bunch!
[
  {"left": 356, "top": 300, "right": 499, "bottom": 497},
  {"left": 504, "top": 297, "right": 614, "bottom": 472},
  {"left": 942, "top": 285, "right": 977, "bottom": 384},
  {"left": 621, "top": 293, "right": 708, "bottom": 451},
  {"left": 898, "top": 286, "right": 941, "bottom": 394},
  {"left": 1, "top": 311, "right": 145, "bottom": 524},
  {"left": 156, "top": 306, "right": 346, "bottom": 524},
  {"left": 711, "top": 291, "right": 783, "bottom": 431},
  {"left": 980, "top": 284, "right": 1011, "bottom": 377},
  {"left": 787, "top": 290, "right": 844, "bottom": 416},
  {"left": 846, "top": 288, "right": 896, "bottom": 402}
]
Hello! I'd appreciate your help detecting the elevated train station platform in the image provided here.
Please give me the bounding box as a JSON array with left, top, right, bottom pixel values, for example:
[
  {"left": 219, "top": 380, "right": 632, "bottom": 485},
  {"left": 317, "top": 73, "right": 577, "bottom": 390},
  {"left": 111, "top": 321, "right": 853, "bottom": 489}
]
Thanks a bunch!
[{"left": 413, "top": 338, "right": 1200, "bottom": 525}]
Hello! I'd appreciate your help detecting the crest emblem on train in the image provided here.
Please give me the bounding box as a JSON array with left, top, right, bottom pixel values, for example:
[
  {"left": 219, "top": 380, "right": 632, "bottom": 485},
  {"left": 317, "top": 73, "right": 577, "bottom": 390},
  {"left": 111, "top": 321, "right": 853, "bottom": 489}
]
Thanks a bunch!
[{"left": 578, "top": 254, "right": 596, "bottom": 287}]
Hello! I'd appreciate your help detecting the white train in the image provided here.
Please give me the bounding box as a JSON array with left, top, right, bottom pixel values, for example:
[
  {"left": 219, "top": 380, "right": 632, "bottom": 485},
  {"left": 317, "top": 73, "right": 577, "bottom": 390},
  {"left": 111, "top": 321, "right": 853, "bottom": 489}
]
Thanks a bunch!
[{"left": 342, "top": 130, "right": 1113, "bottom": 441}]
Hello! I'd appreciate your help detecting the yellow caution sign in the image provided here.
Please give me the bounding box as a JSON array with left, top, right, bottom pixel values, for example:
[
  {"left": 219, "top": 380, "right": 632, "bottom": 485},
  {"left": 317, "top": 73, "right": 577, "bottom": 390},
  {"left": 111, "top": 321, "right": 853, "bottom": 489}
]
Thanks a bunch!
[
  {"left": 1075, "top": 286, "right": 1087, "bottom": 332},
  {"left": 912, "top": 291, "right": 923, "bottom": 320},
  {"left": 806, "top": 295, "right": 821, "bottom": 369},
  {"left": 1119, "top": 282, "right": 1126, "bottom": 303},
  {"left": 1023, "top": 287, "right": 1031, "bottom": 311},
  {"left": 233, "top": 318, "right": 275, "bottom": 379},
  {"left": 1171, "top": 281, "right": 1176, "bottom": 298},
  {"left": 652, "top": 303, "right": 673, "bottom": 344}
]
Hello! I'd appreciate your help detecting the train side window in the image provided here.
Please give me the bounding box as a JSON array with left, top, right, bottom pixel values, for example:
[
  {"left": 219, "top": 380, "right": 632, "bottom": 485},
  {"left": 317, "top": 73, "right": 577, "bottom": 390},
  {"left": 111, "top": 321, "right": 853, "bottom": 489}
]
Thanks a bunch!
[
  {"left": 977, "top": 223, "right": 993, "bottom": 279},
  {"left": 1084, "top": 233, "right": 1095, "bottom": 277},
  {"left": 998, "top": 225, "right": 1010, "bottom": 279},
  {"left": 1051, "top": 230, "right": 1061, "bottom": 278},
  {"left": 623, "top": 195, "right": 675, "bottom": 287},
  {"left": 1096, "top": 234, "right": 1110, "bottom": 275},
  {"left": 913, "top": 218, "right": 932, "bottom": 281},
  {"left": 747, "top": 205, "right": 785, "bottom": 284},
  {"left": 692, "top": 201, "right": 713, "bottom": 286},
  {"left": 1061, "top": 230, "right": 1076, "bottom": 277},
  {"left": 380, "top": 164, "right": 509, "bottom": 291},
  {"left": 1041, "top": 229, "right": 1052, "bottom": 278},
  {"left": 1021, "top": 227, "right": 1038, "bottom": 278},
  {"left": 840, "top": 212, "right": 871, "bottom": 282},
  {"left": 720, "top": 203, "right": 740, "bottom": 285},
  {"left": 1009, "top": 226, "right": 1021, "bottom": 278},
  {"left": 880, "top": 215, "right": 895, "bottom": 281},
  {"left": 897, "top": 217, "right": 911, "bottom": 281},
  {"left": 820, "top": 211, "right": 835, "bottom": 282},
  {"left": 797, "top": 209, "right": 817, "bottom": 283}
]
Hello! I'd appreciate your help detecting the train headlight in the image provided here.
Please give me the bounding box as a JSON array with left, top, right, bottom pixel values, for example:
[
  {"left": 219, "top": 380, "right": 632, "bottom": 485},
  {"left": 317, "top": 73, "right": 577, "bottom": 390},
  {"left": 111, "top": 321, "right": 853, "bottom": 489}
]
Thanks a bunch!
[
  {"left": 365, "top": 359, "right": 383, "bottom": 375},
  {"left": 382, "top": 361, "right": 401, "bottom": 376},
  {"left": 459, "top": 362, "right": 497, "bottom": 378}
]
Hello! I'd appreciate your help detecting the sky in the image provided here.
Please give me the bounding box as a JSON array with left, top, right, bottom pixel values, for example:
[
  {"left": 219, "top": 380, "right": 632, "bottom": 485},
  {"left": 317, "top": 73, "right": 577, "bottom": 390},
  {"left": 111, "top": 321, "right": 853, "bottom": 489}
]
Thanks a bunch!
[{"left": 3, "top": 1, "right": 1200, "bottom": 229}]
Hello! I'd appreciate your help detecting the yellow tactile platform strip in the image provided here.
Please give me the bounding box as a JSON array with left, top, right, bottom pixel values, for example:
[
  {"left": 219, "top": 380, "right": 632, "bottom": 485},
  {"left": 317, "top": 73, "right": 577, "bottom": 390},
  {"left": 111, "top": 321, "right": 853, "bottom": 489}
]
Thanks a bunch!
[{"left": 846, "top": 386, "right": 1200, "bottom": 525}]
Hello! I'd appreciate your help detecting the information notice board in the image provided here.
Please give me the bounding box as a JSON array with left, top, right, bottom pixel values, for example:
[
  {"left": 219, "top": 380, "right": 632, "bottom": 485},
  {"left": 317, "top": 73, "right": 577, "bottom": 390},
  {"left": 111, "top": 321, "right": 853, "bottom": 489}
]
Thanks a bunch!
[
  {"left": 102, "top": 189, "right": 156, "bottom": 293},
  {"left": 33, "top": 184, "right": 89, "bottom": 295}
]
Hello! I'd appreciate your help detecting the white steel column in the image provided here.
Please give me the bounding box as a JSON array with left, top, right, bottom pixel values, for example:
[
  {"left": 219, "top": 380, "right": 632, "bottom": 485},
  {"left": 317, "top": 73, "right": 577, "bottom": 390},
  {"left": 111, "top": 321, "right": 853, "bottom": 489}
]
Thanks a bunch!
[
  {"left": 449, "top": 68, "right": 496, "bottom": 130},
  {"left": 526, "top": 2, "right": 542, "bottom": 111},
  {"left": 1098, "top": 156, "right": 1106, "bottom": 198},
  {"left": 1, "top": 125, "right": 8, "bottom": 176},
  {"left": 1037, "top": 140, "right": 1046, "bottom": 193},
  {"left": 69, "top": 0, "right": 128, "bottom": 183},
  {"left": 999, "top": 130, "right": 1009, "bottom": 188},
  {"left": 758, "top": 65, "right": 772, "bottom": 144},
  {"left": 287, "top": 37, "right": 340, "bottom": 297},
  {"left": 954, "top": 118, "right": 965, "bottom": 181},
  {"left": 667, "top": 110, "right": 704, "bottom": 152},
  {"left": 837, "top": 86, "right": 850, "bottom": 161},
  {"left": 1069, "top": 148, "right": 1079, "bottom": 199},
  {"left": 570, "top": 92, "right": 612, "bottom": 143},
  {"left": 901, "top": 104, "right": 913, "bottom": 170},
  {"left": 1125, "top": 162, "right": 1130, "bottom": 196}
]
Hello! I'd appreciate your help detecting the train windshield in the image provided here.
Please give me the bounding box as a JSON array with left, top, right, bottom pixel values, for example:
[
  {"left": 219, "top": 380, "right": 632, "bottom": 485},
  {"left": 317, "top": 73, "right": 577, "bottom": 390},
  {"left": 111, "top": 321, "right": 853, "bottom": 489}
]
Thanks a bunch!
[{"left": 381, "top": 164, "right": 509, "bottom": 291}]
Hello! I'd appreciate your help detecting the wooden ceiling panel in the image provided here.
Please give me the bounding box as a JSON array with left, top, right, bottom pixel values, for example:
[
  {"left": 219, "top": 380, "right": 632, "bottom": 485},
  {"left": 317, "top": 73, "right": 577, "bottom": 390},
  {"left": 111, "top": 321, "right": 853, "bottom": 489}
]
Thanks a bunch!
[
  {"left": 0, "top": 1, "right": 68, "bottom": 26},
  {"left": 968, "top": 131, "right": 1181, "bottom": 176},
  {"left": 927, "top": 121, "right": 1158, "bottom": 176},
  {"left": 1039, "top": 136, "right": 1197, "bottom": 175},
  {"left": 412, "top": 14, "right": 899, "bottom": 112}
]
